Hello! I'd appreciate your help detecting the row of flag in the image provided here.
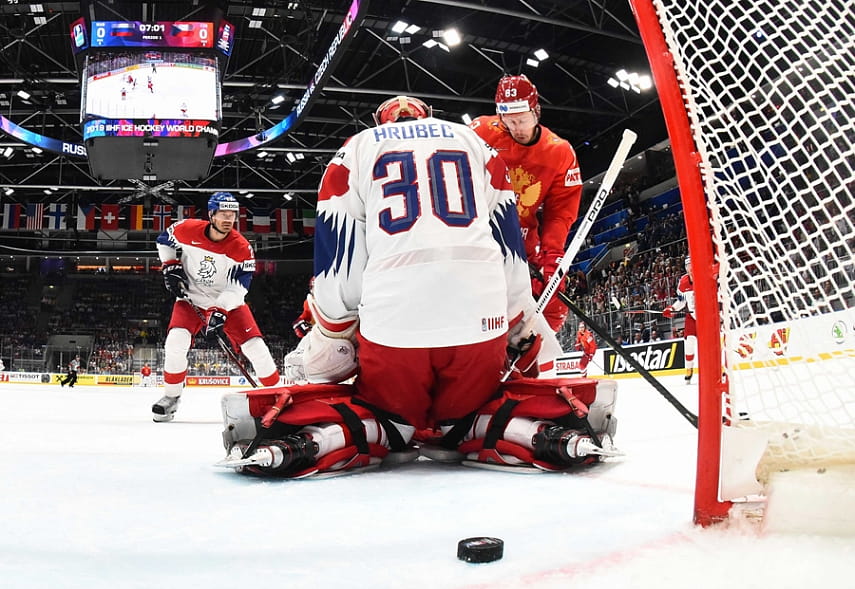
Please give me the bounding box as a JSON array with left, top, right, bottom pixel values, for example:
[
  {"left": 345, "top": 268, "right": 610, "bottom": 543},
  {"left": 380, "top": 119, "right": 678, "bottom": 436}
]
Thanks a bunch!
[{"left": 0, "top": 203, "right": 317, "bottom": 235}]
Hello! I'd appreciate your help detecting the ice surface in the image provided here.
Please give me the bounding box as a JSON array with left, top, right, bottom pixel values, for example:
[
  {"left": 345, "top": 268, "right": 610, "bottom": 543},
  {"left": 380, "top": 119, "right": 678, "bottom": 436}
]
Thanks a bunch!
[{"left": 1, "top": 376, "right": 852, "bottom": 588}]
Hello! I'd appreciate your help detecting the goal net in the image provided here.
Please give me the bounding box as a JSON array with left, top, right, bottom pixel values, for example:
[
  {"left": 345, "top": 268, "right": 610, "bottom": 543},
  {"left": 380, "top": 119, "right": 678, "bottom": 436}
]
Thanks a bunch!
[{"left": 631, "top": 0, "right": 855, "bottom": 527}]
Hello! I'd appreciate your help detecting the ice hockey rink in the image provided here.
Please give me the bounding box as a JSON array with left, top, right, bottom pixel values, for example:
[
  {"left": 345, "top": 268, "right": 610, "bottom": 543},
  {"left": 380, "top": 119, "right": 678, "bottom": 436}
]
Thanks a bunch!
[
  {"left": 1, "top": 376, "right": 851, "bottom": 589},
  {"left": 84, "top": 61, "right": 219, "bottom": 120}
]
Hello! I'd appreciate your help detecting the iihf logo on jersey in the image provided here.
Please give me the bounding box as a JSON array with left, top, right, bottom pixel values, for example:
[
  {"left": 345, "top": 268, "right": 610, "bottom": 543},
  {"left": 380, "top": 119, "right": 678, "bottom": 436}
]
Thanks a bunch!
[
  {"left": 197, "top": 255, "right": 217, "bottom": 285},
  {"left": 482, "top": 315, "right": 506, "bottom": 332}
]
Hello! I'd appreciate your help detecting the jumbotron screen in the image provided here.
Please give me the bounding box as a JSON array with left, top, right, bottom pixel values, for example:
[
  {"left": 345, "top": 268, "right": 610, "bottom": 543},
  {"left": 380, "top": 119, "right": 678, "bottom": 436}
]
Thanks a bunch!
[{"left": 82, "top": 51, "right": 219, "bottom": 122}]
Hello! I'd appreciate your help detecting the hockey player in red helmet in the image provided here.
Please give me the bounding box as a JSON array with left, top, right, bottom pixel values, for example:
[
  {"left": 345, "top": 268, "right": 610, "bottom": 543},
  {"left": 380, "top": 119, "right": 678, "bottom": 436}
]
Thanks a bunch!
[
  {"left": 470, "top": 74, "right": 583, "bottom": 333},
  {"left": 373, "top": 95, "right": 432, "bottom": 125}
]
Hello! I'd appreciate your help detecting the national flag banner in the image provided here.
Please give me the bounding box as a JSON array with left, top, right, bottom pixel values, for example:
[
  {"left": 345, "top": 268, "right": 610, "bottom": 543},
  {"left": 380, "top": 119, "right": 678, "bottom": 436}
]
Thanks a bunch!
[
  {"left": 110, "top": 22, "right": 135, "bottom": 37},
  {"left": 177, "top": 205, "right": 195, "bottom": 221},
  {"left": 275, "top": 209, "right": 296, "bottom": 235},
  {"left": 45, "top": 203, "right": 67, "bottom": 230},
  {"left": 171, "top": 23, "right": 195, "bottom": 37},
  {"left": 238, "top": 207, "right": 249, "bottom": 233},
  {"left": 153, "top": 204, "right": 173, "bottom": 231},
  {"left": 301, "top": 208, "right": 317, "bottom": 235},
  {"left": 77, "top": 204, "right": 96, "bottom": 231},
  {"left": 252, "top": 208, "right": 271, "bottom": 233},
  {"left": 25, "top": 203, "right": 44, "bottom": 230},
  {"left": 128, "top": 204, "right": 144, "bottom": 230},
  {"left": 100, "top": 204, "right": 120, "bottom": 231},
  {"left": 1, "top": 203, "right": 22, "bottom": 230}
]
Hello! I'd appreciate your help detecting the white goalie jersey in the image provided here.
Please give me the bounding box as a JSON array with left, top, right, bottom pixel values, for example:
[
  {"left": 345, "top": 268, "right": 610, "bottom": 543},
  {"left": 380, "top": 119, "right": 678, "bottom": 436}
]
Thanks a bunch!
[{"left": 312, "top": 116, "right": 536, "bottom": 348}]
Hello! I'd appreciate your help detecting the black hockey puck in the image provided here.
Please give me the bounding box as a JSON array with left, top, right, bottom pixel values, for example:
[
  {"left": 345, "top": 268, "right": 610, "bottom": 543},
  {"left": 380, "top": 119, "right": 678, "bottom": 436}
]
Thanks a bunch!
[{"left": 457, "top": 536, "right": 504, "bottom": 563}]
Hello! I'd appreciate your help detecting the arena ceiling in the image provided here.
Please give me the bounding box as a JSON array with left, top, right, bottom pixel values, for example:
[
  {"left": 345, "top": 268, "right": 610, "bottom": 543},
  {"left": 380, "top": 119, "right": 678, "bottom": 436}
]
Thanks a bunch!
[{"left": 0, "top": 0, "right": 666, "bottom": 213}]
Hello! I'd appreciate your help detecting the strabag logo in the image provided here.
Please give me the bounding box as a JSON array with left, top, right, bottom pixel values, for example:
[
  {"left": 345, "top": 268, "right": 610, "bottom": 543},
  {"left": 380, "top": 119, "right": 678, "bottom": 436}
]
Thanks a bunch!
[
  {"left": 554, "top": 353, "right": 584, "bottom": 376},
  {"left": 604, "top": 341, "right": 681, "bottom": 374}
]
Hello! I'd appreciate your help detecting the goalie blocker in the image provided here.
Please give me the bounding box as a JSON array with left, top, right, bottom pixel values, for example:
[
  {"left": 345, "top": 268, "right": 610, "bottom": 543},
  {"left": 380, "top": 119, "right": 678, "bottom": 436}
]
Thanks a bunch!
[{"left": 217, "top": 377, "right": 619, "bottom": 478}]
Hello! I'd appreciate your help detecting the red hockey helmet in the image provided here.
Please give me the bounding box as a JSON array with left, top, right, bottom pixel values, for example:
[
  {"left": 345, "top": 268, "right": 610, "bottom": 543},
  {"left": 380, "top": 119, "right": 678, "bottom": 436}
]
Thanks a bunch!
[
  {"left": 495, "top": 74, "right": 541, "bottom": 119},
  {"left": 373, "top": 96, "right": 432, "bottom": 125}
]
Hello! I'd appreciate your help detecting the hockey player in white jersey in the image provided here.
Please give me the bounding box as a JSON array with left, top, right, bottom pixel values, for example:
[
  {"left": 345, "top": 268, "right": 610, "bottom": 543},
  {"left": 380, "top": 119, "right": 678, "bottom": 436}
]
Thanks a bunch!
[
  {"left": 217, "top": 97, "right": 618, "bottom": 477},
  {"left": 151, "top": 192, "right": 281, "bottom": 422}
]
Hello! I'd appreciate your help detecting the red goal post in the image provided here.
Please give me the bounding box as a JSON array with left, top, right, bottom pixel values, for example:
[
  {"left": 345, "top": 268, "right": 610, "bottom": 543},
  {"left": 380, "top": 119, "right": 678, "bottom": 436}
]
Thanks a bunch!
[{"left": 630, "top": 0, "right": 855, "bottom": 529}]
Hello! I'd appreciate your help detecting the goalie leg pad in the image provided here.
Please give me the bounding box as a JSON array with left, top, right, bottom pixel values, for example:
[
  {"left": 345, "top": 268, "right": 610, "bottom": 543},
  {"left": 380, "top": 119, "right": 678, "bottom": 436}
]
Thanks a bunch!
[
  {"left": 220, "top": 384, "right": 415, "bottom": 477},
  {"left": 451, "top": 377, "right": 619, "bottom": 470}
]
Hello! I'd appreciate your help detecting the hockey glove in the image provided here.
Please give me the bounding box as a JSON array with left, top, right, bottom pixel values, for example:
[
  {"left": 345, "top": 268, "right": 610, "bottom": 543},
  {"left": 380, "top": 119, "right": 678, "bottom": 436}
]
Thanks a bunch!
[
  {"left": 662, "top": 306, "right": 675, "bottom": 319},
  {"left": 283, "top": 328, "right": 357, "bottom": 384},
  {"left": 541, "top": 250, "right": 566, "bottom": 293},
  {"left": 507, "top": 311, "right": 543, "bottom": 378},
  {"left": 292, "top": 318, "right": 312, "bottom": 339},
  {"left": 530, "top": 250, "right": 565, "bottom": 300},
  {"left": 204, "top": 308, "right": 228, "bottom": 341},
  {"left": 162, "top": 260, "right": 188, "bottom": 299}
]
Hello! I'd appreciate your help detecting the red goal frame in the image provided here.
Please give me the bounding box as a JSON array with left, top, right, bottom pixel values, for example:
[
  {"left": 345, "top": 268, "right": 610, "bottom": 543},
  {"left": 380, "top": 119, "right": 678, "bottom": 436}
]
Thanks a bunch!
[{"left": 629, "top": 0, "right": 731, "bottom": 526}]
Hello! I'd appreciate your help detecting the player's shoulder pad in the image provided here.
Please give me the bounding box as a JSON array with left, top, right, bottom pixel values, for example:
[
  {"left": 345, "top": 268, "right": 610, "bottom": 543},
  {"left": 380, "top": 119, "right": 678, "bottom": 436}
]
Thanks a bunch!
[
  {"left": 169, "top": 218, "right": 204, "bottom": 240},
  {"left": 223, "top": 231, "right": 253, "bottom": 261},
  {"left": 540, "top": 124, "right": 574, "bottom": 150},
  {"left": 471, "top": 115, "right": 502, "bottom": 132}
]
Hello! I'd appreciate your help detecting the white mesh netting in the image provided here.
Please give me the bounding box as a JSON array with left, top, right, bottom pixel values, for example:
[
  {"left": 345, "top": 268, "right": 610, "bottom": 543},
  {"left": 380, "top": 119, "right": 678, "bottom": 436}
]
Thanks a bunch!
[{"left": 651, "top": 0, "right": 855, "bottom": 482}]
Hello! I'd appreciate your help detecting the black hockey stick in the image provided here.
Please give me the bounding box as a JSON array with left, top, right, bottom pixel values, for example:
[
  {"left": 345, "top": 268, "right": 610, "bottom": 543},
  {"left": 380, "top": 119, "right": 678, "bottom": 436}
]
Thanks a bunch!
[
  {"left": 556, "top": 289, "right": 698, "bottom": 428},
  {"left": 185, "top": 299, "right": 259, "bottom": 388}
]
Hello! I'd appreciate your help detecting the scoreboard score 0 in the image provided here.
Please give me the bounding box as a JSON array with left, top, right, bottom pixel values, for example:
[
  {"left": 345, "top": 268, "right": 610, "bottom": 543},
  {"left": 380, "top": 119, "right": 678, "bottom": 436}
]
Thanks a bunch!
[{"left": 91, "top": 21, "right": 214, "bottom": 49}]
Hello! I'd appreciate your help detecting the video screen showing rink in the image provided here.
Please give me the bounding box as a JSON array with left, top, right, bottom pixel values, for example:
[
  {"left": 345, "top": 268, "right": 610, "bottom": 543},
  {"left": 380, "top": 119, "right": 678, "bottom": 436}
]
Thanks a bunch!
[{"left": 82, "top": 51, "right": 219, "bottom": 121}]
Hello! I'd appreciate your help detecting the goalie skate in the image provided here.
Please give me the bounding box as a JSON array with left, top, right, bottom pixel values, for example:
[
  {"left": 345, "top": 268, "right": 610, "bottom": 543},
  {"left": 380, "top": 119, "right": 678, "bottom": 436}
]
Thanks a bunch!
[
  {"left": 214, "top": 446, "right": 272, "bottom": 469},
  {"left": 579, "top": 433, "right": 623, "bottom": 458}
]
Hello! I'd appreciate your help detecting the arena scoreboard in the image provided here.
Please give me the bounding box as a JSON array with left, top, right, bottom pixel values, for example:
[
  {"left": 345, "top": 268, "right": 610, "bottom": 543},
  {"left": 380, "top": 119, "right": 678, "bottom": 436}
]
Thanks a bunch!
[
  {"left": 90, "top": 21, "right": 214, "bottom": 50},
  {"left": 75, "top": 19, "right": 233, "bottom": 181}
]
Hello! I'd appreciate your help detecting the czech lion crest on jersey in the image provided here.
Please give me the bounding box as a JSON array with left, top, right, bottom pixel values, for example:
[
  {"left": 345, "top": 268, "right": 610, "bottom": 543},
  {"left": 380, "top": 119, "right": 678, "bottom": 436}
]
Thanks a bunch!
[{"left": 197, "top": 255, "right": 217, "bottom": 284}]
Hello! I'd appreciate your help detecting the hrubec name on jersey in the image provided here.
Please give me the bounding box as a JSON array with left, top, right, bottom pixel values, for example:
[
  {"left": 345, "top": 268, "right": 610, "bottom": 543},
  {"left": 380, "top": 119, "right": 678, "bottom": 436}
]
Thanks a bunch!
[{"left": 372, "top": 122, "right": 455, "bottom": 142}]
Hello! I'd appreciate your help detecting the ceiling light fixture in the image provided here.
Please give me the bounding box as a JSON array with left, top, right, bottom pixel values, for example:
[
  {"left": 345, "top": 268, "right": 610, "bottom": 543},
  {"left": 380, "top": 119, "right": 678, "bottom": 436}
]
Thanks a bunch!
[
  {"left": 442, "top": 28, "right": 461, "bottom": 46},
  {"left": 607, "top": 69, "right": 653, "bottom": 93}
]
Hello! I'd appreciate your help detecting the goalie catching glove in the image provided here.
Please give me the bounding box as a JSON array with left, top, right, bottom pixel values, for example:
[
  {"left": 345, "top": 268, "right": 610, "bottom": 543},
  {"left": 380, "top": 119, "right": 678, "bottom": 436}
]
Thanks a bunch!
[
  {"left": 283, "top": 294, "right": 358, "bottom": 384},
  {"left": 162, "top": 260, "right": 188, "bottom": 299},
  {"left": 506, "top": 311, "right": 543, "bottom": 378}
]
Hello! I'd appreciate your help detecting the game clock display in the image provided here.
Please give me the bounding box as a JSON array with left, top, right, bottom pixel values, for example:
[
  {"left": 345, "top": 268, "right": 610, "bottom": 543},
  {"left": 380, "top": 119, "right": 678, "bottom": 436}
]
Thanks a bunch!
[{"left": 91, "top": 21, "right": 214, "bottom": 49}]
